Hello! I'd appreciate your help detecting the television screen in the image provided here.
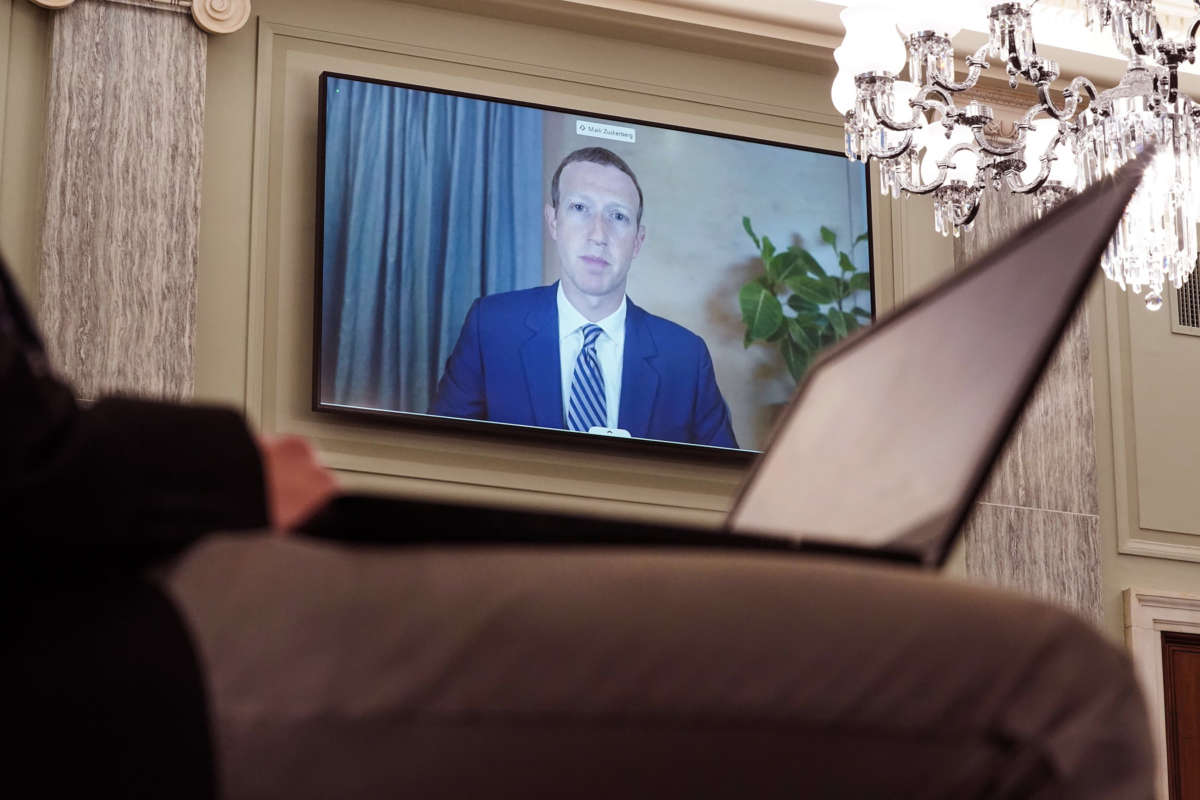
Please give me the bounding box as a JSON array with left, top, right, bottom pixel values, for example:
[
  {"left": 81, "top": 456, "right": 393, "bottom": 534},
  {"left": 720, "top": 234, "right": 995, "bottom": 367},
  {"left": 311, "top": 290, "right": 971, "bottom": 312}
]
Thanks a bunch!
[{"left": 315, "top": 72, "right": 873, "bottom": 453}]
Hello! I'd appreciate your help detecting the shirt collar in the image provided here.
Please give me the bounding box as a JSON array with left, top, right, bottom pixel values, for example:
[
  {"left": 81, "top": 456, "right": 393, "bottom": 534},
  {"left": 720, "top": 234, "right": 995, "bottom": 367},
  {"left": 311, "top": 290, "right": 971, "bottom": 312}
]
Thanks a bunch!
[{"left": 557, "top": 282, "right": 626, "bottom": 342}]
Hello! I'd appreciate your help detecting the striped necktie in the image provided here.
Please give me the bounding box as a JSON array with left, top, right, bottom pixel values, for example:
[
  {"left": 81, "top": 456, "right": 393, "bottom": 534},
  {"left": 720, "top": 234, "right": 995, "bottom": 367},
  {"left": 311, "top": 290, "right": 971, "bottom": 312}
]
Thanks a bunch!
[{"left": 567, "top": 323, "right": 606, "bottom": 432}]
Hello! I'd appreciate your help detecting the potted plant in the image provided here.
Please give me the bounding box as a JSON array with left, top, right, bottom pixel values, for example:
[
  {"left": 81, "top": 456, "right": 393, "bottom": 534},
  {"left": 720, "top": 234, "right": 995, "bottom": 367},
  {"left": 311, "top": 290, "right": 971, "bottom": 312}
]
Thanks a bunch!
[{"left": 739, "top": 217, "right": 872, "bottom": 381}]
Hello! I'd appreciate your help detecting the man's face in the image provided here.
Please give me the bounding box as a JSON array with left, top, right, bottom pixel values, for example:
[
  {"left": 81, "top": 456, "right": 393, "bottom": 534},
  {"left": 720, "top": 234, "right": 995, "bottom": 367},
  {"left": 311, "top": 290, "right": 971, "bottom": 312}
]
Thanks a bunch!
[{"left": 546, "top": 160, "right": 646, "bottom": 308}]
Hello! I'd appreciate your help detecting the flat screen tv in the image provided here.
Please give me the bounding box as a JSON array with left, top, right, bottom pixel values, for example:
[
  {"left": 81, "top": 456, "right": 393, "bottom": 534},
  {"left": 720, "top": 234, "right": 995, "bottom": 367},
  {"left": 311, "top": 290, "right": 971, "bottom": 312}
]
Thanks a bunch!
[{"left": 315, "top": 72, "right": 874, "bottom": 456}]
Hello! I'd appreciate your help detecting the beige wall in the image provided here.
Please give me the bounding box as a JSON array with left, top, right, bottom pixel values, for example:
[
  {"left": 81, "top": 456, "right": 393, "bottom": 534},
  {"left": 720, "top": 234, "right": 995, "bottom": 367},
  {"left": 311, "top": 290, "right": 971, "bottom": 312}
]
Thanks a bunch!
[
  {"left": 2, "top": 0, "right": 1196, "bottom": 641},
  {"left": 1090, "top": 281, "right": 1200, "bottom": 639}
]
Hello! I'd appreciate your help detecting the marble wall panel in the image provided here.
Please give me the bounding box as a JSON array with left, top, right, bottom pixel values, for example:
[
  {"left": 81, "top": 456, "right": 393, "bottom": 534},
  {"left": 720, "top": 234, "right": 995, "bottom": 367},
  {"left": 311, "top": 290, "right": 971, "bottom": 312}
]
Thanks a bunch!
[
  {"left": 38, "top": 0, "right": 205, "bottom": 400},
  {"left": 976, "top": 308, "right": 1099, "bottom": 515},
  {"left": 963, "top": 502, "right": 1102, "bottom": 621},
  {"left": 953, "top": 188, "right": 1102, "bottom": 616},
  {"left": 954, "top": 190, "right": 1098, "bottom": 516}
]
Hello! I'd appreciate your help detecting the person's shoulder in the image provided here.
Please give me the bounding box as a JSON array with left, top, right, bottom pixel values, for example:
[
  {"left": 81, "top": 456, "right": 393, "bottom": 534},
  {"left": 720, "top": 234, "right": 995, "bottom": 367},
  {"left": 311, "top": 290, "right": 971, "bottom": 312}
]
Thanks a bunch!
[
  {"left": 629, "top": 301, "right": 707, "bottom": 352},
  {"left": 476, "top": 284, "right": 555, "bottom": 314}
]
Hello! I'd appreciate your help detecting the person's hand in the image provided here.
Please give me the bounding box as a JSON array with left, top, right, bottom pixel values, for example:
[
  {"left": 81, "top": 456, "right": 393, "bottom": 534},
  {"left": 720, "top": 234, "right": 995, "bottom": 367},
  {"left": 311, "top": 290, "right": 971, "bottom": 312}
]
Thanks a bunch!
[{"left": 256, "top": 435, "right": 339, "bottom": 532}]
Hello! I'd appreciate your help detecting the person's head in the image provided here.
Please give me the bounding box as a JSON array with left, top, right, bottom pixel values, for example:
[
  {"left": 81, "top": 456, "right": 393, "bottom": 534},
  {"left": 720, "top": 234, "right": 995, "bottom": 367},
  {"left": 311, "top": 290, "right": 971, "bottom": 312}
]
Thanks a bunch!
[{"left": 545, "top": 147, "right": 646, "bottom": 319}]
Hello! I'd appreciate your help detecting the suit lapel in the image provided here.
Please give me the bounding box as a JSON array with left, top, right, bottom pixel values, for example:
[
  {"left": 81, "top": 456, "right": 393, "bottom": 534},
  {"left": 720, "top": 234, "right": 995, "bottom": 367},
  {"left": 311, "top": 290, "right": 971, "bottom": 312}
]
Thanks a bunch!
[
  {"left": 618, "top": 300, "right": 659, "bottom": 439},
  {"left": 520, "top": 284, "right": 564, "bottom": 428}
]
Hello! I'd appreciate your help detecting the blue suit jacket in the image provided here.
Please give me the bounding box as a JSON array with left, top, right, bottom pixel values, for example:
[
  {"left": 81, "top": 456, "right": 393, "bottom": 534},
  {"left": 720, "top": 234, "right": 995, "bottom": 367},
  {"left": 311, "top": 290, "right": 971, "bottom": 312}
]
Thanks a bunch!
[{"left": 431, "top": 284, "right": 738, "bottom": 448}]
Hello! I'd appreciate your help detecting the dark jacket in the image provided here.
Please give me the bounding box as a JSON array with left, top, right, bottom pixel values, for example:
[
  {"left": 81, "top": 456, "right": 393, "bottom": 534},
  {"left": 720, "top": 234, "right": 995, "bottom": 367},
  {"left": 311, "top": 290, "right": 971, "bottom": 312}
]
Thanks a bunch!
[
  {"left": 430, "top": 282, "right": 739, "bottom": 448},
  {"left": 2, "top": 255, "right": 268, "bottom": 798}
]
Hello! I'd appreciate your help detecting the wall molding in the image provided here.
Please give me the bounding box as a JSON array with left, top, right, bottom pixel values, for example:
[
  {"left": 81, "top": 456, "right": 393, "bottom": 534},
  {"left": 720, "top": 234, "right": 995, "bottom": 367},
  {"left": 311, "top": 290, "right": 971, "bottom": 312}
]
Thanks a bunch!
[
  {"left": 1103, "top": 274, "right": 1200, "bottom": 563},
  {"left": 243, "top": 12, "right": 903, "bottom": 520},
  {"left": 1124, "top": 587, "right": 1200, "bottom": 800},
  {"left": 25, "top": 0, "right": 250, "bottom": 33}
]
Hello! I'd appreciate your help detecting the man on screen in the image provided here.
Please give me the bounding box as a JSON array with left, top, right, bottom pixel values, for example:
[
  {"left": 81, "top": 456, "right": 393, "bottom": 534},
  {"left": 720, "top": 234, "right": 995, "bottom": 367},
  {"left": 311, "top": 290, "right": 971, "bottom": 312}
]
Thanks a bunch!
[{"left": 430, "top": 147, "right": 738, "bottom": 448}]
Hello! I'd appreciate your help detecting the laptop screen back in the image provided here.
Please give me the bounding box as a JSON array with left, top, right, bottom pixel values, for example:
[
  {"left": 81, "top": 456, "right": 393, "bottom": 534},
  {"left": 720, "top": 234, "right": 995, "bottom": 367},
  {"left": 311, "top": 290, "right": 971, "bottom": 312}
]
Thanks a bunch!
[{"left": 727, "top": 161, "right": 1146, "bottom": 565}]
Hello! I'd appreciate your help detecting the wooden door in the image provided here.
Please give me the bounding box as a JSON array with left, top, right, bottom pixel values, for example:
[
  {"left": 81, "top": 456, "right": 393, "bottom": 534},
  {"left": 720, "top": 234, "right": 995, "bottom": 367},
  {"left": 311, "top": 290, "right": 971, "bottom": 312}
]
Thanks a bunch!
[{"left": 1164, "top": 631, "right": 1200, "bottom": 800}]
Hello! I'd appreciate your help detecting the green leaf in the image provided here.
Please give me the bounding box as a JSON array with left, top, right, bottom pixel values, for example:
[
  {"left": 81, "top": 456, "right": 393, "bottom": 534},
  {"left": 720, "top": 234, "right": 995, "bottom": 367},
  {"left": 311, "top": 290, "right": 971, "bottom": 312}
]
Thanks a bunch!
[
  {"left": 838, "top": 251, "right": 856, "bottom": 273},
  {"left": 784, "top": 273, "right": 835, "bottom": 305},
  {"left": 843, "top": 314, "right": 860, "bottom": 334},
  {"left": 743, "top": 327, "right": 754, "bottom": 349},
  {"left": 795, "top": 248, "right": 827, "bottom": 279},
  {"left": 828, "top": 308, "right": 848, "bottom": 338},
  {"left": 788, "top": 295, "right": 819, "bottom": 314},
  {"left": 849, "top": 272, "right": 872, "bottom": 292},
  {"left": 854, "top": 232, "right": 870, "bottom": 245},
  {"left": 742, "top": 216, "right": 760, "bottom": 250},
  {"left": 790, "top": 312, "right": 823, "bottom": 330},
  {"left": 820, "top": 226, "right": 837, "bottom": 248},
  {"left": 767, "top": 250, "right": 803, "bottom": 285},
  {"left": 852, "top": 305, "right": 872, "bottom": 319},
  {"left": 780, "top": 337, "right": 809, "bottom": 382},
  {"left": 786, "top": 318, "right": 816, "bottom": 350},
  {"left": 760, "top": 235, "right": 776, "bottom": 263},
  {"left": 739, "top": 281, "right": 784, "bottom": 342},
  {"left": 819, "top": 274, "right": 847, "bottom": 300},
  {"left": 767, "top": 323, "right": 789, "bottom": 343}
]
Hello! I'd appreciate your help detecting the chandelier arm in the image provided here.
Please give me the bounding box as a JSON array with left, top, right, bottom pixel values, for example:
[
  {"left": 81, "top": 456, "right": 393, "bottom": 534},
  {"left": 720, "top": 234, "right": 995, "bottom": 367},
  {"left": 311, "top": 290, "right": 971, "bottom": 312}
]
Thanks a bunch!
[
  {"left": 916, "top": 84, "right": 956, "bottom": 110},
  {"left": 954, "top": 206, "right": 981, "bottom": 229},
  {"left": 868, "top": 92, "right": 925, "bottom": 132},
  {"left": 1018, "top": 103, "right": 1053, "bottom": 132},
  {"left": 1006, "top": 33, "right": 1029, "bottom": 84},
  {"left": 1068, "top": 76, "right": 1098, "bottom": 105},
  {"left": 931, "top": 45, "right": 991, "bottom": 94},
  {"left": 896, "top": 167, "right": 948, "bottom": 196},
  {"left": 1003, "top": 155, "right": 1053, "bottom": 194},
  {"left": 1125, "top": 10, "right": 1153, "bottom": 57},
  {"left": 1036, "top": 80, "right": 1094, "bottom": 122},
  {"left": 1190, "top": 15, "right": 1200, "bottom": 43},
  {"left": 972, "top": 127, "right": 1023, "bottom": 157},
  {"left": 912, "top": 93, "right": 957, "bottom": 129},
  {"left": 865, "top": 130, "right": 915, "bottom": 161},
  {"left": 939, "top": 142, "right": 980, "bottom": 173},
  {"left": 951, "top": 195, "right": 983, "bottom": 229}
]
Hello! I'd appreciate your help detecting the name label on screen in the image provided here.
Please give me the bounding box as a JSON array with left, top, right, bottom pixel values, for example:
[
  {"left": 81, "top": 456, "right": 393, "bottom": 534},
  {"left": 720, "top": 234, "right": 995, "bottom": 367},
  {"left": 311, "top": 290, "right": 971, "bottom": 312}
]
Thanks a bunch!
[{"left": 576, "top": 120, "right": 636, "bottom": 143}]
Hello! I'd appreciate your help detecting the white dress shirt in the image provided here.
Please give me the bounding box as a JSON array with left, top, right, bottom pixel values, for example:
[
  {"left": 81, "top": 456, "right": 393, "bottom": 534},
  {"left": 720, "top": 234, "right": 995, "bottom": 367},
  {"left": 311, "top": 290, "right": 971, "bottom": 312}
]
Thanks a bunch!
[{"left": 557, "top": 283, "right": 625, "bottom": 430}]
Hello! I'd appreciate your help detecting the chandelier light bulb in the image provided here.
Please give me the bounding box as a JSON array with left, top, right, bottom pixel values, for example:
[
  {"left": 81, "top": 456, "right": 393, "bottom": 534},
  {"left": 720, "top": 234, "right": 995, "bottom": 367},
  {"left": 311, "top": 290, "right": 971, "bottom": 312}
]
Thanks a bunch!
[
  {"left": 839, "top": 6, "right": 907, "bottom": 76},
  {"left": 831, "top": 70, "right": 856, "bottom": 115},
  {"left": 916, "top": 124, "right": 951, "bottom": 184}
]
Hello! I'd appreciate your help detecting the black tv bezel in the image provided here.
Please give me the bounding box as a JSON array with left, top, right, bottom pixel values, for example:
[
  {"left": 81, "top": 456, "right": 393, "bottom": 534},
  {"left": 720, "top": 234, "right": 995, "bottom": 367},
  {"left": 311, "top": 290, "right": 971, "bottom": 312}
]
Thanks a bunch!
[{"left": 312, "top": 70, "right": 876, "bottom": 464}]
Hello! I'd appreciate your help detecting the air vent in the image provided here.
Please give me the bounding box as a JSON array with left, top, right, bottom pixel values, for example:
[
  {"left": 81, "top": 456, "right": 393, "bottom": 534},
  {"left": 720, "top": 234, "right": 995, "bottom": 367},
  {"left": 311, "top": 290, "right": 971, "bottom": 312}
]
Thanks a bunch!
[{"left": 1174, "top": 273, "right": 1200, "bottom": 335}]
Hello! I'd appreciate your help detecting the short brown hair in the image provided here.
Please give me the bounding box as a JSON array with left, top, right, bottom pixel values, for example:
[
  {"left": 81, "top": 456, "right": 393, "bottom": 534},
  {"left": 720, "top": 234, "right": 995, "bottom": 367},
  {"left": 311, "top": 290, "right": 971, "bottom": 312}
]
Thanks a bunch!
[{"left": 550, "top": 147, "right": 644, "bottom": 225}]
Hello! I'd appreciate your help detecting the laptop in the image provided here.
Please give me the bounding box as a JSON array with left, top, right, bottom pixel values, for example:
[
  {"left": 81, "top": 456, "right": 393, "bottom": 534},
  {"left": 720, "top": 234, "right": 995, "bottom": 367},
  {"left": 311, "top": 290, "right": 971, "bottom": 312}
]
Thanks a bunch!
[{"left": 299, "top": 151, "right": 1151, "bottom": 569}]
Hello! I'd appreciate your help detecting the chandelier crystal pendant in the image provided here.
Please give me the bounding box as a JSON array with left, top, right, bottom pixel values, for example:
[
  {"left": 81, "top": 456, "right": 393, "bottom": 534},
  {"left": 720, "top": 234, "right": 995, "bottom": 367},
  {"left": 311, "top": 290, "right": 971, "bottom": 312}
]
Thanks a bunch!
[{"left": 835, "top": 0, "right": 1200, "bottom": 310}]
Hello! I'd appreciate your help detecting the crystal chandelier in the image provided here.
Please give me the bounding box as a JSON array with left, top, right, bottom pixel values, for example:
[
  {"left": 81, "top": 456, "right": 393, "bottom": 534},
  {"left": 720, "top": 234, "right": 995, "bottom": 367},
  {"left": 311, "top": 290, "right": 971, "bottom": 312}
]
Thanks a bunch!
[{"left": 834, "top": 0, "right": 1200, "bottom": 310}]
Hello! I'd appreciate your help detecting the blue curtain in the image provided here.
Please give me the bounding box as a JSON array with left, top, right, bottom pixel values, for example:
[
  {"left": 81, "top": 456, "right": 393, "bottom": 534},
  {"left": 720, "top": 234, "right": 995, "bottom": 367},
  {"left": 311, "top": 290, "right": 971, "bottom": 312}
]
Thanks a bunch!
[{"left": 320, "top": 78, "right": 543, "bottom": 413}]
